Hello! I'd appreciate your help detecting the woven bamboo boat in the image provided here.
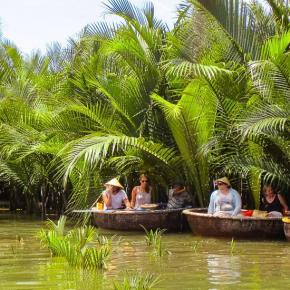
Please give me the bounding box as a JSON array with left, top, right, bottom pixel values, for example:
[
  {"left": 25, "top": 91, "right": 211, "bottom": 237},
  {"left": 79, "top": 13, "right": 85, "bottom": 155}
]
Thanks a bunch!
[
  {"left": 282, "top": 218, "right": 290, "bottom": 241},
  {"left": 91, "top": 208, "right": 188, "bottom": 232},
  {"left": 183, "top": 208, "right": 284, "bottom": 239}
]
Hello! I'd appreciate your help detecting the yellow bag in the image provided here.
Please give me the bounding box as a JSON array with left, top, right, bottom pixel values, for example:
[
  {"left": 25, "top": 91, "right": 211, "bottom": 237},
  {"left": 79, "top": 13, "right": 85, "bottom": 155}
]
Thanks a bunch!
[
  {"left": 252, "top": 210, "right": 268, "bottom": 218},
  {"left": 282, "top": 217, "right": 290, "bottom": 223}
]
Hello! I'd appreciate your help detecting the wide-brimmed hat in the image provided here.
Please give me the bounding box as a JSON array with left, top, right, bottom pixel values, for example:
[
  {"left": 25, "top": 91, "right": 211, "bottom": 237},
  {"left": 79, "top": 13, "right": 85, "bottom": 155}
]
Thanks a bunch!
[
  {"left": 215, "top": 177, "right": 231, "bottom": 186},
  {"left": 104, "top": 178, "right": 124, "bottom": 189}
]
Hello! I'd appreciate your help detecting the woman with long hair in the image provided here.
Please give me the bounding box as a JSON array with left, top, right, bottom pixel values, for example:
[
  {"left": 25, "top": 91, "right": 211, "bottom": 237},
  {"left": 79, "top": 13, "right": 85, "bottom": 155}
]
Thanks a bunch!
[
  {"left": 260, "top": 185, "right": 288, "bottom": 217},
  {"left": 130, "top": 174, "right": 152, "bottom": 209}
]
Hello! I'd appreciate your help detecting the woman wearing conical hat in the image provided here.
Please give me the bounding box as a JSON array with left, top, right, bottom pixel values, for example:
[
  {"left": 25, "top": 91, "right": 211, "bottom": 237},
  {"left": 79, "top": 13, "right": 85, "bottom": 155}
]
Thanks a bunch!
[
  {"left": 102, "top": 178, "right": 131, "bottom": 210},
  {"left": 208, "top": 177, "right": 241, "bottom": 216}
]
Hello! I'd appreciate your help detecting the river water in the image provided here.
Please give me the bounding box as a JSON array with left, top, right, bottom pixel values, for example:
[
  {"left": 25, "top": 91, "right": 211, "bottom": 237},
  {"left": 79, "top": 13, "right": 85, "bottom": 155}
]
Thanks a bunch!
[{"left": 1, "top": 213, "right": 290, "bottom": 290}]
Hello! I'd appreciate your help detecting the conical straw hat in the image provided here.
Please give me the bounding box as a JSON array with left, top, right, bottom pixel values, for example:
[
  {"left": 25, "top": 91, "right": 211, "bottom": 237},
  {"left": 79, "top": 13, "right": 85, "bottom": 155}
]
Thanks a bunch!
[
  {"left": 104, "top": 178, "right": 124, "bottom": 189},
  {"left": 215, "top": 177, "right": 231, "bottom": 186}
]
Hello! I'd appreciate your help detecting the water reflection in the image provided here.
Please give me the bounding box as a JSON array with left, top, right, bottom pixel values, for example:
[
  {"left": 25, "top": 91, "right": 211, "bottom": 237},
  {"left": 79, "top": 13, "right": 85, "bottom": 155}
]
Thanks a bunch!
[
  {"left": 207, "top": 254, "right": 241, "bottom": 286},
  {"left": 3, "top": 215, "right": 290, "bottom": 289}
]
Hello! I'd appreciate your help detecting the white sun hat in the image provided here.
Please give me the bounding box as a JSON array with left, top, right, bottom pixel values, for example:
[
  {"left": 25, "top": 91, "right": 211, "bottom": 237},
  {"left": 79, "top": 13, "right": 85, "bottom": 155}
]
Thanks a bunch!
[{"left": 104, "top": 178, "right": 124, "bottom": 189}]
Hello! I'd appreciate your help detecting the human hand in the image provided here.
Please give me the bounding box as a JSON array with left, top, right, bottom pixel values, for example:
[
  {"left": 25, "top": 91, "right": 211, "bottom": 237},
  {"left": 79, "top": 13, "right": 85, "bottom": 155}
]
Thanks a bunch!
[{"left": 173, "top": 187, "right": 185, "bottom": 195}]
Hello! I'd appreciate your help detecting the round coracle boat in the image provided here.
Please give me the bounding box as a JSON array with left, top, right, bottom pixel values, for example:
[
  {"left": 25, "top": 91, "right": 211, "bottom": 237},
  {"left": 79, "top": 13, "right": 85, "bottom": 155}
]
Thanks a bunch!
[
  {"left": 282, "top": 217, "right": 290, "bottom": 241},
  {"left": 183, "top": 208, "right": 284, "bottom": 239},
  {"left": 91, "top": 207, "right": 189, "bottom": 232}
]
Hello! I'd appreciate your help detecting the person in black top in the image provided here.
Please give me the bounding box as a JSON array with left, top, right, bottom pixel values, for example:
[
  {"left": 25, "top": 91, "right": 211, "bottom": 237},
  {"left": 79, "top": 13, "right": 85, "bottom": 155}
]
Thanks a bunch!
[{"left": 260, "top": 185, "right": 288, "bottom": 217}]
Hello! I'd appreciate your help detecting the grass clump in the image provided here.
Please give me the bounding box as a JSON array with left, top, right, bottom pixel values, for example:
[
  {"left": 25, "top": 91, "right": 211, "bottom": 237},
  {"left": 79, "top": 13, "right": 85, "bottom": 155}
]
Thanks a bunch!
[
  {"left": 191, "top": 241, "right": 202, "bottom": 253},
  {"left": 113, "top": 271, "right": 160, "bottom": 290},
  {"left": 140, "top": 225, "right": 166, "bottom": 247},
  {"left": 140, "top": 225, "right": 170, "bottom": 257},
  {"left": 38, "top": 215, "right": 111, "bottom": 269},
  {"left": 230, "top": 238, "right": 236, "bottom": 255}
]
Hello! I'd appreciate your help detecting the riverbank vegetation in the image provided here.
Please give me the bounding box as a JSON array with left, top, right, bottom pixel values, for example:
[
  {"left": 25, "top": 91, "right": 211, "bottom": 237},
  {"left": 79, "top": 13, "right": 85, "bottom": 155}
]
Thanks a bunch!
[{"left": 0, "top": 0, "right": 289, "bottom": 214}]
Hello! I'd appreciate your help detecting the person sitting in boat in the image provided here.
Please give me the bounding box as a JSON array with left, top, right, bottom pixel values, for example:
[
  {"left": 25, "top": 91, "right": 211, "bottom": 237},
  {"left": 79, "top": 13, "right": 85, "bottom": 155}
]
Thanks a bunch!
[
  {"left": 167, "top": 182, "right": 192, "bottom": 209},
  {"left": 102, "top": 178, "right": 131, "bottom": 210},
  {"left": 130, "top": 174, "right": 152, "bottom": 209},
  {"left": 208, "top": 177, "right": 241, "bottom": 216},
  {"left": 259, "top": 185, "right": 288, "bottom": 217}
]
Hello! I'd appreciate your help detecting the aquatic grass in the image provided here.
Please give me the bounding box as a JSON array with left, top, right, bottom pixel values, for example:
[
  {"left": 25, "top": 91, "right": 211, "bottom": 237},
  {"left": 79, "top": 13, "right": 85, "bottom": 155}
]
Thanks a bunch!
[
  {"left": 140, "top": 225, "right": 170, "bottom": 257},
  {"left": 45, "top": 215, "right": 67, "bottom": 236},
  {"left": 38, "top": 229, "right": 64, "bottom": 256},
  {"left": 230, "top": 238, "right": 236, "bottom": 255},
  {"left": 96, "top": 234, "right": 118, "bottom": 246},
  {"left": 38, "top": 217, "right": 111, "bottom": 269},
  {"left": 58, "top": 240, "right": 80, "bottom": 267},
  {"left": 113, "top": 271, "right": 160, "bottom": 290},
  {"left": 83, "top": 245, "right": 111, "bottom": 269},
  {"left": 151, "top": 237, "right": 172, "bottom": 258},
  {"left": 38, "top": 225, "right": 97, "bottom": 253},
  {"left": 66, "top": 226, "right": 97, "bottom": 249},
  {"left": 191, "top": 241, "right": 202, "bottom": 253},
  {"left": 140, "top": 225, "right": 166, "bottom": 247}
]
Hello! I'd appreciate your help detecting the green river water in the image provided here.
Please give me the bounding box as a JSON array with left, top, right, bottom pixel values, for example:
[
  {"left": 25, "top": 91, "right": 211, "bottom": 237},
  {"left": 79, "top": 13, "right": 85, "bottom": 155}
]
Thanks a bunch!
[{"left": 1, "top": 214, "right": 290, "bottom": 290}]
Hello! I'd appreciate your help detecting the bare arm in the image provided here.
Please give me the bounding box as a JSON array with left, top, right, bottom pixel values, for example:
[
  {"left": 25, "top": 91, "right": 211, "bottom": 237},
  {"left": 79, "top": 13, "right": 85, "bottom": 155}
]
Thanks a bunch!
[
  {"left": 232, "top": 191, "right": 242, "bottom": 216},
  {"left": 172, "top": 187, "right": 186, "bottom": 196},
  {"left": 130, "top": 187, "right": 137, "bottom": 208},
  {"left": 102, "top": 191, "right": 112, "bottom": 208},
  {"left": 278, "top": 194, "right": 288, "bottom": 212},
  {"left": 208, "top": 192, "right": 215, "bottom": 214},
  {"left": 124, "top": 197, "right": 131, "bottom": 209}
]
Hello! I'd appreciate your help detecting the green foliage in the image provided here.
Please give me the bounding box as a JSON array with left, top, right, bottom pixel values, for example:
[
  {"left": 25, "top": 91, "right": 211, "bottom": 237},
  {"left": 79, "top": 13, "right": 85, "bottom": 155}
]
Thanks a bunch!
[
  {"left": 230, "top": 237, "right": 236, "bottom": 255},
  {"left": 45, "top": 216, "right": 67, "bottom": 236},
  {"left": 140, "top": 225, "right": 166, "bottom": 246},
  {"left": 191, "top": 240, "right": 202, "bottom": 253},
  {"left": 38, "top": 216, "right": 111, "bottom": 269},
  {"left": 140, "top": 225, "right": 170, "bottom": 257},
  {"left": 0, "top": 0, "right": 290, "bottom": 213},
  {"left": 113, "top": 271, "right": 160, "bottom": 290}
]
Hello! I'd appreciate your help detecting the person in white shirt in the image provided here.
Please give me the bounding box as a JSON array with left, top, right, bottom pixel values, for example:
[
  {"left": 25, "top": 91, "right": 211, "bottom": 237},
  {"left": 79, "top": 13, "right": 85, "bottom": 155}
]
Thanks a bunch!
[{"left": 102, "top": 178, "right": 131, "bottom": 210}]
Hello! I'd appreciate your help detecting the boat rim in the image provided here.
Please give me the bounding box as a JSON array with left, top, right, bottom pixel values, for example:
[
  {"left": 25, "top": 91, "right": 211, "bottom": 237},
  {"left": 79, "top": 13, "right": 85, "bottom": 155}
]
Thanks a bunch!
[
  {"left": 182, "top": 208, "right": 282, "bottom": 221},
  {"left": 74, "top": 207, "right": 189, "bottom": 214}
]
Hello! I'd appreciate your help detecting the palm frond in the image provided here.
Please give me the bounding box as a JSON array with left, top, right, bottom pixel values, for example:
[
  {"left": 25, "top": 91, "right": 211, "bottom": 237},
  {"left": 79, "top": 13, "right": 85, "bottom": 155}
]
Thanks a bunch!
[{"left": 191, "top": 0, "right": 263, "bottom": 60}]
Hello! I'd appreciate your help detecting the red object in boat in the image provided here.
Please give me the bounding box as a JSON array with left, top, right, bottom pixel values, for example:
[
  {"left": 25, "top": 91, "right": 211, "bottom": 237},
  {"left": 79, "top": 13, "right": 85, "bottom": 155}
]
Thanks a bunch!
[{"left": 241, "top": 210, "right": 253, "bottom": 217}]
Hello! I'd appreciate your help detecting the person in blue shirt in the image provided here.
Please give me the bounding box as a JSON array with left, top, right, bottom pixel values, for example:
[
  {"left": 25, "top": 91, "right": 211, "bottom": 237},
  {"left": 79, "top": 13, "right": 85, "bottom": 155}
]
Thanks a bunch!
[{"left": 208, "top": 177, "right": 241, "bottom": 216}]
